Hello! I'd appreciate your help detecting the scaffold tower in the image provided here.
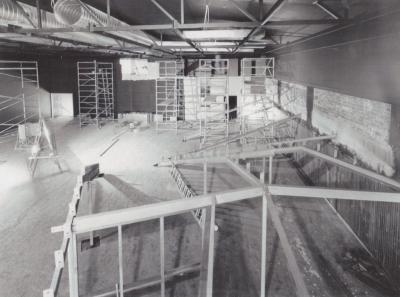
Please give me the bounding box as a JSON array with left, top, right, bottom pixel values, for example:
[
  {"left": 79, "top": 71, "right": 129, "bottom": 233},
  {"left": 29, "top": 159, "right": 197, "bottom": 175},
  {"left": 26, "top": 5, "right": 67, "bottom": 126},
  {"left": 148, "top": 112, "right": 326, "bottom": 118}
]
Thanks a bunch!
[
  {"left": 198, "top": 59, "right": 229, "bottom": 147},
  {"left": 240, "top": 58, "right": 274, "bottom": 136},
  {"left": 0, "top": 61, "right": 39, "bottom": 138},
  {"left": 156, "top": 60, "right": 183, "bottom": 132},
  {"left": 77, "top": 61, "right": 114, "bottom": 128}
]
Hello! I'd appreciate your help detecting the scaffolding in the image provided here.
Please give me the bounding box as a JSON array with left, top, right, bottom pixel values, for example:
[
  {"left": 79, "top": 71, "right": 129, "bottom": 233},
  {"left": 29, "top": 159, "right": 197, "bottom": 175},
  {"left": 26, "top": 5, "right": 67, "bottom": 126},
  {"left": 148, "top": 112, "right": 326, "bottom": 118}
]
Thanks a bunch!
[
  {"left": 77, "top": 61, "right": 114, "bottom": 128},
  {"left": 178, "top": 76, "right": 200, "bottom": 130},
  {"left": 0, "top": 61, "right": 39, "bottom": 138},
  {"left": 240, "top": 58, "right": 274, "bottom": 136},
  {"left": 156, "top": 60, "right": 185, "bottom": 132},
  {"left": 198, "top": 59, "right": 229, "bottom": 147},
  {"left": 156, "top": 77, "right": 178, "bottom": 132}
]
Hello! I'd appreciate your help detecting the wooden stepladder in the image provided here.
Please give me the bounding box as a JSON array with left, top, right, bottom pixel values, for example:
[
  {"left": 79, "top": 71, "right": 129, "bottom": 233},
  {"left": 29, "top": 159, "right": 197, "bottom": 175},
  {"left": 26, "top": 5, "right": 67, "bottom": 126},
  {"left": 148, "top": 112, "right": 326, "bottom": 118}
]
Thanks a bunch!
[{"left": 28, "top": 117, "right": 62, "bottom": 177}]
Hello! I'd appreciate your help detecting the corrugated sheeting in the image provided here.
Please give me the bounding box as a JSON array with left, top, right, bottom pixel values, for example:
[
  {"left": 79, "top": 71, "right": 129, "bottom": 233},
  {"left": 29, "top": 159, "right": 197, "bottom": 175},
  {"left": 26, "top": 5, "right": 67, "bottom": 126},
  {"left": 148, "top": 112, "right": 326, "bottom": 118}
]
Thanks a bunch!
[{"left": 291, "top": 123, "right": 400, "bottom": 286}]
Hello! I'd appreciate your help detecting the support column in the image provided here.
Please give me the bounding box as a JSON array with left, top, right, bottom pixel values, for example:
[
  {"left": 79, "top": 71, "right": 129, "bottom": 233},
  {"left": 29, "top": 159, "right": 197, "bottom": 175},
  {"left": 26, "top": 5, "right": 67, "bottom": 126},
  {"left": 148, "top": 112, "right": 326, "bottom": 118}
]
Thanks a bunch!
[{"left": 306, "top": 86, "right": 314, "bottom": 128}]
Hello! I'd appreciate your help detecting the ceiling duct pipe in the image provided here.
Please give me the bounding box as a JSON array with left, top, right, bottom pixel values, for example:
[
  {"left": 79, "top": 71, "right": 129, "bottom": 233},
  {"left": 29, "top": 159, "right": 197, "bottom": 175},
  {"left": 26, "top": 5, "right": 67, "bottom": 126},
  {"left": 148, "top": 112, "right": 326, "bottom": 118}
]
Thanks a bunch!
[
  {"left": 0, "top": 0, "right": 58, "bottom": 26},
  {"left": 53, "top": 0, "right": 153, "bottom": 46},
  {"left": 0, "top": 0, "right": 122, "bottom": 47},
  {"left": 0, "top": 0, "right": 155, "bottom": 55}
]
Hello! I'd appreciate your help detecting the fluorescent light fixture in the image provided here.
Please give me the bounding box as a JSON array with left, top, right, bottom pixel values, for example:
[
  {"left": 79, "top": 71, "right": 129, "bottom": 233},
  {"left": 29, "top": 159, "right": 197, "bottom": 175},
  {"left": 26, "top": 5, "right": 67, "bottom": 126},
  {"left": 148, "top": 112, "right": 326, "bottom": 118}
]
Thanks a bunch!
[
  {"left": 182, "top": 29, "right": 252, "bottom": 40},
  {"left": 168, "top": 48, "right": 254, "bottom": 53},
  {"left": 155, "top": 41, "right": 188, "bottom": 46}
]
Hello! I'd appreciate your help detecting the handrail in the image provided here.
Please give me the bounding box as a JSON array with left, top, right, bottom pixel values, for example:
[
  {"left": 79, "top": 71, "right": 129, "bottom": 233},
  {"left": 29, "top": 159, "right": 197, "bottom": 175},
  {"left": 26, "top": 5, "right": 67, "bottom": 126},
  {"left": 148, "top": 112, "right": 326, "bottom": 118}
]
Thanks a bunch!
[{"left": 72, "top": 186, "right": 263, "bottom": 234}]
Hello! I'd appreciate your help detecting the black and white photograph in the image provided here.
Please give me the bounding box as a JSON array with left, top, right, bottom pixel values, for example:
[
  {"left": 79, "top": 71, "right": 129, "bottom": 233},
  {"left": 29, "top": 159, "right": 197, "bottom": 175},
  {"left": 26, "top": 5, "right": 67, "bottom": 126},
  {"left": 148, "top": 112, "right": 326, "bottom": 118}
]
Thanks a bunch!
[{"left": 0, "top": 0, "right": 400, "bottom": 296}]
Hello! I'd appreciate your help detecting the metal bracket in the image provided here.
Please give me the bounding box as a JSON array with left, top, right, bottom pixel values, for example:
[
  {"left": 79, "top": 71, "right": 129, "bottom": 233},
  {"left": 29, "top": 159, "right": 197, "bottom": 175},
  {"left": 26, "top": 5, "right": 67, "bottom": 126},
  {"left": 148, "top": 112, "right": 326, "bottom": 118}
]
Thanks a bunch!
[
  {"left": 43, "top": 289, "right": 54, "bottom": 297},
  {"left": 69, "top": 202, "right": 76, "bottom": 216},
  {"left": 54, "top": 250, "right": 64, "bottom": 269}
]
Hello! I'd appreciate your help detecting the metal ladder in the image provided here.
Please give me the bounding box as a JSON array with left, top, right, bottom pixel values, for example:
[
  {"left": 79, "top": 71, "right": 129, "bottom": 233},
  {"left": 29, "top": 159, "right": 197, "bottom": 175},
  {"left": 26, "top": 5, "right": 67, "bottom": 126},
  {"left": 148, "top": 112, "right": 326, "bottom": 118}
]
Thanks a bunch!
[{"left": 170, "top": 163, "right": 204, "bottom": 226}]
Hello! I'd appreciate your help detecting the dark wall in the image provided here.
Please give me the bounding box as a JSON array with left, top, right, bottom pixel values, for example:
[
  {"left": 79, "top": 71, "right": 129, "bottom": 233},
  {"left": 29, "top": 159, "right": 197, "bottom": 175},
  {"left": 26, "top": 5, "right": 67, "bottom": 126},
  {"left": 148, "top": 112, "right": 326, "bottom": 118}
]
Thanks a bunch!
[
  {"left": 0, "top": 51, "right": 156, "bottom": 115},
  {"left": 274, "top": 7, "right": 400, "bottom": 105},
  {"left": 39, "top": 56, "right": 117, "bottom": 116},
  {"left": 0, "top": 52, "right": 117, "bottom": 116},
  {"left": 115, "top": 62, "right": 155, "bottom": 113}
]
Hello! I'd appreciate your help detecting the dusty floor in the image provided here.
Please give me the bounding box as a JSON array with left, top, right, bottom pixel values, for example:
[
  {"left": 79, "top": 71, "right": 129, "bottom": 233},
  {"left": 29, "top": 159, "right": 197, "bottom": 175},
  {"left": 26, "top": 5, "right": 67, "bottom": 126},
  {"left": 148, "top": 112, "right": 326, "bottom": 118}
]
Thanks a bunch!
[
  {"left": 0, "top": 117, "right": 398, "bottom": 297},
  {"left": 176, "top": 159, "right": 399, "bottom": 296},
  {"left": 0, "top": 117, "right": 197, "bottom": 297}
]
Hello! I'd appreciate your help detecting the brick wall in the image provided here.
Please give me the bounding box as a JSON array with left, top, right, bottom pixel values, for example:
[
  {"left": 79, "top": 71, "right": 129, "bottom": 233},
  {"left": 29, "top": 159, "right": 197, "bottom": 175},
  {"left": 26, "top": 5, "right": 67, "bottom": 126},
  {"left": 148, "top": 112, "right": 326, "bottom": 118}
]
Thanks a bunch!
[
  {"left": 313, "top": 88, "right": 394, "bottom": 176},
  {"left": 280, "top": 81, "right": 307, "bottom": 121},
  {"left": 266, "top": 79, "right": 395, "bottom": 175}
]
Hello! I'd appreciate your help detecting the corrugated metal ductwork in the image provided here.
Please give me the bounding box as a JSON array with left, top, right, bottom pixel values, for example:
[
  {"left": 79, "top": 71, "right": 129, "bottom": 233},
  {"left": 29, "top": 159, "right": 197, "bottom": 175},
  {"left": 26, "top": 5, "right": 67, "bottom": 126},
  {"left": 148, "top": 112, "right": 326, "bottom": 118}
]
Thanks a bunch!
[
  {"left": 0, "top": 0, "right": 153, "bottom": 54},
  {"left": 53, "top": 0, "right": 153, "bottom": 46}
]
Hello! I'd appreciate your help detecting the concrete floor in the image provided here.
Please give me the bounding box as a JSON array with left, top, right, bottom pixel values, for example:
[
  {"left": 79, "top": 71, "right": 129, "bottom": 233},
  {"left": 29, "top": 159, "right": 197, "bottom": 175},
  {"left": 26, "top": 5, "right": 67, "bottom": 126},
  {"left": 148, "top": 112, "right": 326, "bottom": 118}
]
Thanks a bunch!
[
  {"left": 176, "top": 159, "right": 398, "bottom": 296},
  {"left": 0, "top": 118, "right": 398, "bottom": 297},
  {"left": 0, "top": 118, "right": 197, "bottom": 297}
]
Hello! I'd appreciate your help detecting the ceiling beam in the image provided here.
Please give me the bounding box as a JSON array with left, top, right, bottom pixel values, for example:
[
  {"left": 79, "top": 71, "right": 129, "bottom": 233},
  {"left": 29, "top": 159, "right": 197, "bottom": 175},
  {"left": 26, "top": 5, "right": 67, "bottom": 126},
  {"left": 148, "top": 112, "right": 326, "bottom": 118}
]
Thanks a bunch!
[
  {"left": 313, "top": 0, "right": 342, "bottom": 20},
  {"left": 149, "top": 0, "right": 203, "bottom": 54},
  {"left": 229, "top": 0, "right": 258, "bottom": 22},
  {"left": 263, "top": 7, "right": 392, "bottom": 55},
  {"left": 73, "top": 1, "right": 174, "bottom": 56},
  {"left": 232, "top": 0, "right": 286, "bottom": 53},
  {"left": 0, "top": 32, "right": 144, "bottom": 56},
  {"left": 5, "top": 20, "right": 342, "bottom": 34}
]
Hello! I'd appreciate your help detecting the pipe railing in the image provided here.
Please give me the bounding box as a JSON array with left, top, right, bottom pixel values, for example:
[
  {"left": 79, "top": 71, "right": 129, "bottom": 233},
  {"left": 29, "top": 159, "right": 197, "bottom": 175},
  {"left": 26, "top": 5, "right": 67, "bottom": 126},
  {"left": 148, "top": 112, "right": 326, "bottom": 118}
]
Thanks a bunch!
[{"left": 45, "top": 143, "right": 400, "bottom": 297}]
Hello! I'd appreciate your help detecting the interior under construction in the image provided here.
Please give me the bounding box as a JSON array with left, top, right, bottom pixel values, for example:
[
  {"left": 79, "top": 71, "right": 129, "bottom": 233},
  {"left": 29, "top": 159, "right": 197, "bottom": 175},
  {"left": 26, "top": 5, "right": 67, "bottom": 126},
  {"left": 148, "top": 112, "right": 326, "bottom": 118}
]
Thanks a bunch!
[{"left": 0, "top": 1, "right": 400, "bottom": 297}]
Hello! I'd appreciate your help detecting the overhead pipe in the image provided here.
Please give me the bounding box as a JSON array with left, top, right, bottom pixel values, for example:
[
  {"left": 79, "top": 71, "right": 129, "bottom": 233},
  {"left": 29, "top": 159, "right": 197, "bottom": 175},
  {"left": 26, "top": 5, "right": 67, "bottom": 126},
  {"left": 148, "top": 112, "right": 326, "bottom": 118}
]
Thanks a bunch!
[
  {"left": 53, "top": 0, "right": 153, "bottom": 46},
  {"left": 0, "top": 0, "right": 120, "bottom": 47},
  {"left": 0, "top": 0, "right": 159, "bottom": 56}
]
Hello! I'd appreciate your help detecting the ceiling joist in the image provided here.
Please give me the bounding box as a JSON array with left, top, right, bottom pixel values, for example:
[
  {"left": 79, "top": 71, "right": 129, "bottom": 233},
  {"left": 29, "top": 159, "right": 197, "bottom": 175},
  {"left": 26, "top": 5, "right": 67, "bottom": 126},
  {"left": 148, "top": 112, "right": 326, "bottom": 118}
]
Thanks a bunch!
[
  {"left": 228, "top": 0, "right": 258, "bottom": 22},
  {"left": 313, "top": 0, "right": 342, "bottom": 20},
  {"left": 232, "top": 0, "right": 286, "bottom": 53},
  {"left": 149, "top": 0, "right": 203, "bottom": 54}
]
